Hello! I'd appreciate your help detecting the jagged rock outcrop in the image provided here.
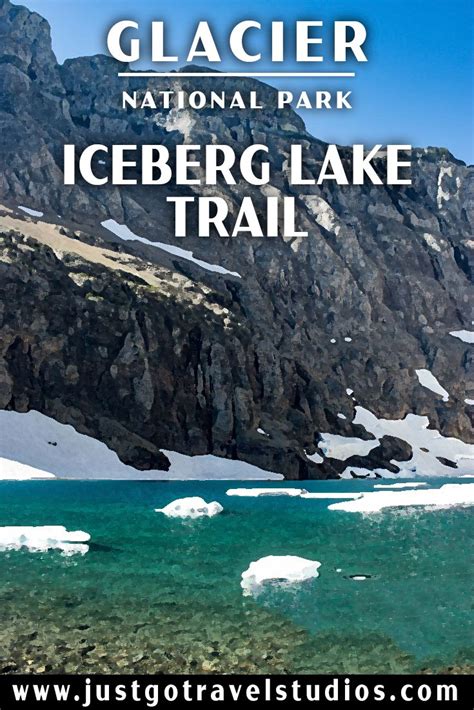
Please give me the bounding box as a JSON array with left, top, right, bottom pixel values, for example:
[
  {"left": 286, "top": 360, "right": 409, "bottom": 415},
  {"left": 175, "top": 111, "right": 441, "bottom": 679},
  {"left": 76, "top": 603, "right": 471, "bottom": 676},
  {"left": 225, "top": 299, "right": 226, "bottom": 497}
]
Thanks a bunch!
[{"left": 0, "top": 0, "right": 472, "bottom": 478}]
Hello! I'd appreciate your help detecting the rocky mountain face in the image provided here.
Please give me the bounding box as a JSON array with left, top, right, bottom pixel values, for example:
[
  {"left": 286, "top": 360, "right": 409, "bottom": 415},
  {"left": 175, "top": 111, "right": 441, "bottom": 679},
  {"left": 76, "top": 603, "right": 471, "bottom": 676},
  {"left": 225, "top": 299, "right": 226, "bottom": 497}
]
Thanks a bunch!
[{"left": 0, "top": 0, "right": 472, "bottom": 478}]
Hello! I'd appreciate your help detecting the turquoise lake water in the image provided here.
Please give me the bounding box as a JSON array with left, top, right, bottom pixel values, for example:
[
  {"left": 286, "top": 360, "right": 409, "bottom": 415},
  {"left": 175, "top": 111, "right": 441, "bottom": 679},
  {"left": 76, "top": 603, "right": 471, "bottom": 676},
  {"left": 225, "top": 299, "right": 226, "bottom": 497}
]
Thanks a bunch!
[{"left": 0, "top": 478, "right": 472, "bottom": 674}]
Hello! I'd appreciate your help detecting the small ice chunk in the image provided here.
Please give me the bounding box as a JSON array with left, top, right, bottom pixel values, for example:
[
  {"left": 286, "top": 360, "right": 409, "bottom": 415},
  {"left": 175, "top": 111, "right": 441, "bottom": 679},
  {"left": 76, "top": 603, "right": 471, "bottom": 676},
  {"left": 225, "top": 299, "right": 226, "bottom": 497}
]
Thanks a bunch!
[
  {"left": 465, "top": 399, "right": 474, "bottom": 406},
  {"left": 344, "top": 337, "right": 352, "bottom": 342},
  {"left": 18, "top": 206, "right": 44, "bottom": 218},
  {"left": 155, "top": 496, "right": 223, "bottom": 518},
  {"left": 449, "top": 330, "right": 474, "bottom": 344},
  {"left": 0, "top": 526, "right": 90, "bottom": 555},
  {"left": 337, "top": 413, "right": 347, "bottom": 420},
  {"left": 226, "top": 487, "right": 306, "bottom": 497},
  {"left": 416, "top": 369, "right": 449, "bottom": 401},
  {"left": 241, "top": 555, "right": 321, "bottom": 596},
  {"left": 98, "top": 160, "right": 106, "bottom": 165},
  {"left": 330, "top": 338, "right": 336, "bottom": 344},
  {"left": 346, "top": 388, "right": 354, "bottom": 396},
  {"left": 257, "top": 427, "right": 269, "bottom": 437}
]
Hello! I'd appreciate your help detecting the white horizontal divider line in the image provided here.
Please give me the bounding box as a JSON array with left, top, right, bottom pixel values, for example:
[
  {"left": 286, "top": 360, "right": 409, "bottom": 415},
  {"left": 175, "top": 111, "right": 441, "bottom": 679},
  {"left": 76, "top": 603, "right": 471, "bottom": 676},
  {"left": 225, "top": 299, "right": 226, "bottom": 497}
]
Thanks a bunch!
[{"left": 117, "top": 71, "right": 356, "bottom": 78}]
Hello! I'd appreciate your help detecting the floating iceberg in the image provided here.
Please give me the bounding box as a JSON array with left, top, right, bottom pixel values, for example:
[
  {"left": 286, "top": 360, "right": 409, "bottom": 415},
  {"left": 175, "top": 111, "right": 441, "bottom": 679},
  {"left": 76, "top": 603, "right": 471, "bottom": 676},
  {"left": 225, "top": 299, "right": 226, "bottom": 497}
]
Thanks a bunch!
[
  {"left": 226, "top": 488, "right": 362, "bottom": 500},
  {"left": 328, "top": 483, "right": 474, "bottom": 513},
  {"left": 0, "top": 526, "right": 90, "bottom": 555},
  {"left": 301, "top": 491, "right": 363, "bottom": 500},
  {"left": 241, "top": 555, "right": 321, "bottom": 596},
  {"left": 155, "top": 496, "right": 223, "bottom": 519},
  {"left": 373, "top": 482, "right": 428, "bottom": 489},
  {"left": 226, "top": 487, "right": 307, "bottom": 497}
]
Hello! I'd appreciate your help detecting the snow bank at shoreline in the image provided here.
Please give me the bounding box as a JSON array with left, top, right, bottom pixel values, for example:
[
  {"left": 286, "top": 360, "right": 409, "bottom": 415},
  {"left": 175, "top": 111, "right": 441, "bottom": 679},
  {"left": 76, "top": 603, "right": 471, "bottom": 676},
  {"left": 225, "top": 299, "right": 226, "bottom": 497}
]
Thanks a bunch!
[{"left": 0, "top": 410, "right": 282, "bottom": 480}]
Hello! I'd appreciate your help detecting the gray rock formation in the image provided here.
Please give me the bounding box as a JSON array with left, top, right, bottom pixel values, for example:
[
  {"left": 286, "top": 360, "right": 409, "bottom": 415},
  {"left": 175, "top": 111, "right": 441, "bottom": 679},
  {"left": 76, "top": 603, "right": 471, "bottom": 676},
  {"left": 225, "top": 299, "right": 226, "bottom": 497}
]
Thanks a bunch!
[{"left": 0, "top": 0, "right": 472, "bottom": 478}]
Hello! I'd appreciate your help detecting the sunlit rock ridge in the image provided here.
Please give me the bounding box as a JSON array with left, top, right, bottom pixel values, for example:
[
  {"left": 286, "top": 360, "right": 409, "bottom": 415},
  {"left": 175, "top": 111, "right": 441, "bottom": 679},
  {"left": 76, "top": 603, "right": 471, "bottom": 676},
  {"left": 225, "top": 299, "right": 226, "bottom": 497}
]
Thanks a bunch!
[{"left": 0, "top": 0, "right": 472, "bottom": 479}]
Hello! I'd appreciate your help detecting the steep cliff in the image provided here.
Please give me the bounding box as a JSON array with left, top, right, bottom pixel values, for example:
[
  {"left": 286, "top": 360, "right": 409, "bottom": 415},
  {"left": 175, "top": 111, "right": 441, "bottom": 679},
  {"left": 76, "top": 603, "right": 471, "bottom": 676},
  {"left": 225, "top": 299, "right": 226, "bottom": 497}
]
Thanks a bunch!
[{"left": 0, "top": 0, "right": 472, "bottom": 478}]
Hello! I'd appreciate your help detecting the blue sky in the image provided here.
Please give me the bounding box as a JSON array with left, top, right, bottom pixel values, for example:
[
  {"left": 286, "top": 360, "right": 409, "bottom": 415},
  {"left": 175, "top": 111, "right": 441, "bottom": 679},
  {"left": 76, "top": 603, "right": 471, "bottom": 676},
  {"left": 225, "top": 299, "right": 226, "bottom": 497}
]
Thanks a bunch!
[{"left": 14, "top": 0, "right": 474, "bottom": 163}]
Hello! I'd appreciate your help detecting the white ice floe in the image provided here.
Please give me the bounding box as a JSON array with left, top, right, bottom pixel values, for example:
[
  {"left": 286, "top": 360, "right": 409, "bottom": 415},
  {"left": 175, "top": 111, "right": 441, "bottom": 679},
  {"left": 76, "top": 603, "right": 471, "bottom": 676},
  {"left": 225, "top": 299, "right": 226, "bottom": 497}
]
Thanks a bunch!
[
  {"left": 330, "top": 338, "right": 336, "bottom": 344},
  {"left": 101, "top": 220, "right": 241, "bottom": 278},
  {"left": 0, "top": 410, "right": 283, "bottom": 480},
  {"left": 155, "top": 496, "right": 223, "bottom": 519},
  {"left": 241, "top": 555, "right": 321, "bottom": 596},
  {"left": 344, "top": 337, "right": 352, "bottom": 343},
  {"left": 328, "top": 483, "right": 474, "bottom": 513},
  {"left": 0, "top": 526, "right": 90, "bottom": 555},
  {"left": 346, "top": 388, "right": 354, "bottom": 396},
  {"left": 465, "top": 399, "right": 474, "bottom": 406},
  {"left": 227, "top": 487, "right": 306, "bottom": 497},
  {"left": 18, "top": 205, "right": 44, "bottom": 218},
  {"left": 301, "top": 492, "right": 363, "bottom": 500},
  {"left": 449, "top": 330, "right": 474, "bottom": 344},
  {"left": 226, "top": 488, "right": 362, "bottom": 500},
  {"left": 351, "top": 406, "right": 474, "bottom": 477},
  {"left": 257, "top": 427, "right": 269, "bottom": 437},
  {"left": 415, "top": 369, "right": 449, "bottom": 402},
  {"left": 337, "top": 413, "right": 347, "bottom": 420},
  {"left": 374, "top": 482, "right": 428, "bottom": 489},
  {"left": 318, "top": 433, "right": 379, "bottom": 461}
]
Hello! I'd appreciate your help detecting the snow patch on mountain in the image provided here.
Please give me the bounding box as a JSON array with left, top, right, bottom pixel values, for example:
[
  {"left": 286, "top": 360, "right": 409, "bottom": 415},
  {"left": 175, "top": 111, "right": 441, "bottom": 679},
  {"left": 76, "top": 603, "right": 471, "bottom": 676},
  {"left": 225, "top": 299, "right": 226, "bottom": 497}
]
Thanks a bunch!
[
  {"left": 416, "top": 369, "right": 450, "bottom": 401},
  {"left": 18, "top": 205, "right": 44, "bottom": 218},
  {"left": 450, "top": 330, "right": 474, "bottom": 344},
  {"left": 318, "top": 434, "right": 379, "bottom": 461},
  {"left": 346, "top": 406, "right": 474, "bottom": 477},
  {"left": 0, "top": 410, "right": 282, "bottom": 480},
  {"left": 101, "top": 220, "right": 241, "bottom": 278}
]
